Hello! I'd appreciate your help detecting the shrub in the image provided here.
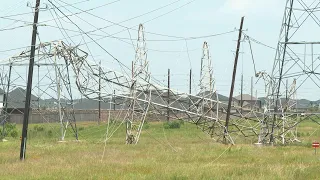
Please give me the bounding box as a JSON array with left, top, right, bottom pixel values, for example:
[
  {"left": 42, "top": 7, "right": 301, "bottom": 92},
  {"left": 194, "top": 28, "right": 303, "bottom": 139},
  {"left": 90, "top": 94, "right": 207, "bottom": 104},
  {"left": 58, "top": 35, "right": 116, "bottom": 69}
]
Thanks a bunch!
[
  {"left": 297, "top": 132, "right": 305, "bottom": 137},
  {"left": 163, "top": 120, "right": 181, "bottom": 129},
  {"left": 33, "top": 125, "right": 38, "bottom": 130},
  {"left": 78, "top": 127, "right": 85, "bottom": 131},
  {"left": 47, "top": 130, "right": 53, "bottom": 137},
  {"left": 163, "top": 123, "right": 170, "bottom": 129},
  {"left": 34, "top": 125, "right": 45, "bottom": 132},
  {"left": 143, "top": 121, "right": 150, "bottom": 129},
  {"left": 1, "top": 123, "right": 18, "bottom": 139},
  {"left": 10, "top": 130, "right": 18, "bottom": 138},
  {"left": 6, "top": 123, "right": 16, "bottom": 133}
]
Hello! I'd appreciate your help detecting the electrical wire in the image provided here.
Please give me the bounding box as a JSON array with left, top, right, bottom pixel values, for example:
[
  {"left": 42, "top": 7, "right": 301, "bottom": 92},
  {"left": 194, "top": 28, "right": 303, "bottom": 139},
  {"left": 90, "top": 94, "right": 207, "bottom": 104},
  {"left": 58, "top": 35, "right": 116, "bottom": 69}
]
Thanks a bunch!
[
  {"left": 38, "top": 23, "right": 236, "bottom": 42},
  {"left": 48, "top": 0, "right": 131, "bottom": 77},
  {"left": 0, "top": 24, "right": 33, "bottom": 32},
  {"left": 0, "top": 0, "right": 95, "bottom": 19},
  {"left": 52, "top": 0, "right": 199, "bottom": 43}
]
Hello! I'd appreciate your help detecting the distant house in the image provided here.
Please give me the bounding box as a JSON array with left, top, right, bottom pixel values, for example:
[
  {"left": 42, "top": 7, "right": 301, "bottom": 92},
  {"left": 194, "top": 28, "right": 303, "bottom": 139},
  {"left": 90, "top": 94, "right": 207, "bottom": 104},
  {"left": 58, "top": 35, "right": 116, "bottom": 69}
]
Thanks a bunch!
[
  {"left": 233, "top": 94, "right": 262, "bottom": 110},
  {"left": 291, "top": 99, "right": 311, "bottom": 112},
  {"left": 260, "top": 98, "right": 311, "bottom": 113},
  {"left": 191, "top": 91, "right": 230, "bottom": 113},
  {"left": 0, "top": 88, "right": 4, "bottom": 109},
  {"left": 5, "top": 87, "right": 39, "bottom": 114}
]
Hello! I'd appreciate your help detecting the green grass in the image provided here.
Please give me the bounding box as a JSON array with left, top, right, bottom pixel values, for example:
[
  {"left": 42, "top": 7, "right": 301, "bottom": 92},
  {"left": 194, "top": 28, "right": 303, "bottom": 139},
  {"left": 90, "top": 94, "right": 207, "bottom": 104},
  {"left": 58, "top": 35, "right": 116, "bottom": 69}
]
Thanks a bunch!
[{"left": 1, "top": 121, "right": 320, "bottom": 179}]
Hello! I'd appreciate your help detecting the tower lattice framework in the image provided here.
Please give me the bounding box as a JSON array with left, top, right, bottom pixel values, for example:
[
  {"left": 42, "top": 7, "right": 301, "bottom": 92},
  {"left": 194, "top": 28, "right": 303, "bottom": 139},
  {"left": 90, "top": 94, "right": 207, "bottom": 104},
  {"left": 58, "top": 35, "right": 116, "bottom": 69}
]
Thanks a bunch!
[
  {"left": 263, "top": 0, "right": 320, "bottom": 144},
  {"left": 125, "top": 24, "right": 151, "bottom": 144}
]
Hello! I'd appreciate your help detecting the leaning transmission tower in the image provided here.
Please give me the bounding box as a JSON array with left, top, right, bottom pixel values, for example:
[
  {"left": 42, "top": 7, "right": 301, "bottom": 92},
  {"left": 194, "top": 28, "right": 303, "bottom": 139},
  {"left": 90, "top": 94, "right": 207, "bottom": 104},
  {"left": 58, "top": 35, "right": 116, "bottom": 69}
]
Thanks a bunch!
[
  {"left": 125, "top": 24, "right": 151, "bottom": 144},
  {"left": 263, "top": 0, "right": 320, "bottom": 144}
]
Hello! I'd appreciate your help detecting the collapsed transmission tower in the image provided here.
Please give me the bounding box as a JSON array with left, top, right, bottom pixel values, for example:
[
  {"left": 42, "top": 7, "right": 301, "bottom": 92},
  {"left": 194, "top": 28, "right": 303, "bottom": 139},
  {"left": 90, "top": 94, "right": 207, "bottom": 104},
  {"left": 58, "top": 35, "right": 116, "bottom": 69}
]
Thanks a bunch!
[
  {"left": 71, "top": 23, "right": 264, "bottom": 145},
  {"left": 0, "top": 41, "right": 81, "bottom": 141},
  {"left": 125, "top": 24, "right": 151, "bottom": 144},
  {"left": 263, "top": 0, "right": 320, "bottom": 144}
]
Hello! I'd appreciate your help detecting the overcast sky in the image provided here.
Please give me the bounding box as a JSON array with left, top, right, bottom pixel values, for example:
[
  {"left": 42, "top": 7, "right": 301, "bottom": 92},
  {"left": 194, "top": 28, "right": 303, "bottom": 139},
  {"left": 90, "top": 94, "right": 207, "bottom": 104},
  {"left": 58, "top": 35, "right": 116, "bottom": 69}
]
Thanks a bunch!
[{"left": 1, "top": 0, "right": 319, "bottom": 100}]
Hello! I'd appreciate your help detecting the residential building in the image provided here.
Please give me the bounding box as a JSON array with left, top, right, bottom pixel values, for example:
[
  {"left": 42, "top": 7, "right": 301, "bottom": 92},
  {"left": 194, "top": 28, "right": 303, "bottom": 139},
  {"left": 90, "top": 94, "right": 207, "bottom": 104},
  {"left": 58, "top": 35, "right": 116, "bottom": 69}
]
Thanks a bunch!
[
  {"left": 0, "top": 88, "right": 4, "bottom": 109},
  {"left": 233, "top": 94, "right": 262, "bottom": 110}
]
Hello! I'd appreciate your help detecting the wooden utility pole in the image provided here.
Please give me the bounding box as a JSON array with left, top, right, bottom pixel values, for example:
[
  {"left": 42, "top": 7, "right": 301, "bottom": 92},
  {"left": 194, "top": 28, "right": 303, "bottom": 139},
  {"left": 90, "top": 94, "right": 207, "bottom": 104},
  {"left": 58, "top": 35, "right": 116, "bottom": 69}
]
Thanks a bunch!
[
  {"left": 167, "top": 69, "right": 170, "bottom": 121},
  {"left": 224, "top": 17, "right": 245, "bottom": 143},
  {"left": 189, "top": 69, "right": 192, "bottom": 110},
  {"left": 113, "top": 90, "right": 116, "bottom": 111},
  {"left": 251, "top": 76, "right": 253, "bottom": 110},
  {"left": 20, "top": 0, "right": 41, "bottom": 160},
  {"left": 98, "top": 61, "right": 101, "bottom": 125},
  {"left": 240, "top": 74, "right": 243, "bottom": 113}
]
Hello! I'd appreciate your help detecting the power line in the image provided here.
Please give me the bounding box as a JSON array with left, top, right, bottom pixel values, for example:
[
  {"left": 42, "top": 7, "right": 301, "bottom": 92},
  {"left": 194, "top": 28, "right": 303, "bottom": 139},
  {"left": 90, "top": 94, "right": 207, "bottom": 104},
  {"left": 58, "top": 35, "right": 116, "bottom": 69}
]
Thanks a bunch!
[
  {"left": 142, "top": 0, "right": 196, "bottom": 25},
  {"left": 0, "top": 46, "right": 31, "bottom": 53},
  {"left": 39, "top": 23, "right": 236, "bottom": 41},
  {"left": 0, "top": 0, "right": 203, "bottom": 52},
  {"left": 0, "top": 0, "right": 26, "bottom": 17},
  {"left": 47, "top": 0, "right": 131, "bottom": 74},
  {"left": 0, "top": 0, "right": 122, "bottom": 27},
  {"left": 2, "top": 0, "right": 210, "bottom": 55},
  {"left": 243, "top": 33, "right": 276, "bottom": 50},
  {"left": 55, "top": 0, "right": 197, "bottom": 39},
  {"left": 0, "top": 24, "right": 33, "bottom": 32},
  {"left": 56, "top": 0, "right": 184, "bottom": 36},
  {"left": 0, "top": 0, "right": 233, "bottom": 59},
  {"left": 0, "top": 0, "right": 95, "bottom": 19}
]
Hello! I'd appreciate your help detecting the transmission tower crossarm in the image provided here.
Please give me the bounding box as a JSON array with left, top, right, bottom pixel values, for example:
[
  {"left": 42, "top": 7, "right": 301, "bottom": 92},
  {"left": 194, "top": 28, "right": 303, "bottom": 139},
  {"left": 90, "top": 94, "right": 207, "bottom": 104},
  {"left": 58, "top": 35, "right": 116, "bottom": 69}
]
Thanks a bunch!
[{"left": 281, "top": 41, "right": 320, "bottom": 44}]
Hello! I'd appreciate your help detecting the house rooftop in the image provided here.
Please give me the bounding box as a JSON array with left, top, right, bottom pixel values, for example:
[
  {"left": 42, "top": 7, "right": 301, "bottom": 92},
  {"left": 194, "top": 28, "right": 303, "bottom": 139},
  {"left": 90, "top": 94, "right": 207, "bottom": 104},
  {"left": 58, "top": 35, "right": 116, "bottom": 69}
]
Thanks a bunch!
[{"left": 234, "top": 94, "right": 258, "bottom": 101}]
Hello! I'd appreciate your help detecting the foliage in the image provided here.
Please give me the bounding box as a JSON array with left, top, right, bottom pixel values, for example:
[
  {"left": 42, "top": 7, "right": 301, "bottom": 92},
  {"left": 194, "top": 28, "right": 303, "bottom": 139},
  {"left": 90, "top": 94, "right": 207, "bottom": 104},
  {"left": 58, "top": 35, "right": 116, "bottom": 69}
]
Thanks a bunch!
[
  {"left": 1, "top": 123, "right": 18, "bottom": 139},
  {"left": 78, "top": 127, "right": 85, "bottom": 131},
  {"left": 308, "top": 106, "right": 319, "bottom": 112},
  {"left": 1, "top": 121, "right": 320, "bottom": 179},
  {"left": 10, "top": 130, "right": 18, "bottom": 138},
  {"left": 27, "top": 124, "right": 56, "bottom": 139},
  {"left": 163, "top": 120, "right": 183, "bottom": 129},
  {"left": 33, "top": 125, "right": 45, "bottom": 132},
  {"left": 143, "top": 121, "right": 150, "bottom": 129},
  {"left": 47, "top": 130, "right": 53, "bottom": 137}
]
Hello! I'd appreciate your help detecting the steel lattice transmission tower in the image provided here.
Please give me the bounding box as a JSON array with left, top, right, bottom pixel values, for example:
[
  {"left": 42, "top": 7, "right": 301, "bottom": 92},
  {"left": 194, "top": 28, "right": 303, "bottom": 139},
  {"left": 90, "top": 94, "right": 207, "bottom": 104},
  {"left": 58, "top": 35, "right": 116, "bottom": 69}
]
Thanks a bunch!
[
  {"left": 0, "top": 41, "right": 81, "bottom": 141},
  {"left": 263, "top": 0, "right": 320, "bottom": 144},
  {"left": 198, "top": 42, "right": 218, "bottom": 116},
  {"left": 199, "top": 42, "right": 215, "bottom": 101},
  {"left": 197, "top": 42, "right": 223, "bottom": 142},
  {"left": 125, "top": 24, "right": 151, "bottom": 144}
]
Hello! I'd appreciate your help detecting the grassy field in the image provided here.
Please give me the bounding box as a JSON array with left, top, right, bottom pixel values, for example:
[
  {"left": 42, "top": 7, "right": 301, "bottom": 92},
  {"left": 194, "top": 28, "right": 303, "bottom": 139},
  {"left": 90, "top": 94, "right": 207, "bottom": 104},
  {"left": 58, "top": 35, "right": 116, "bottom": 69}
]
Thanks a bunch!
[{"left": 1, "top": 121, "right": 320, "bottom": 179}]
